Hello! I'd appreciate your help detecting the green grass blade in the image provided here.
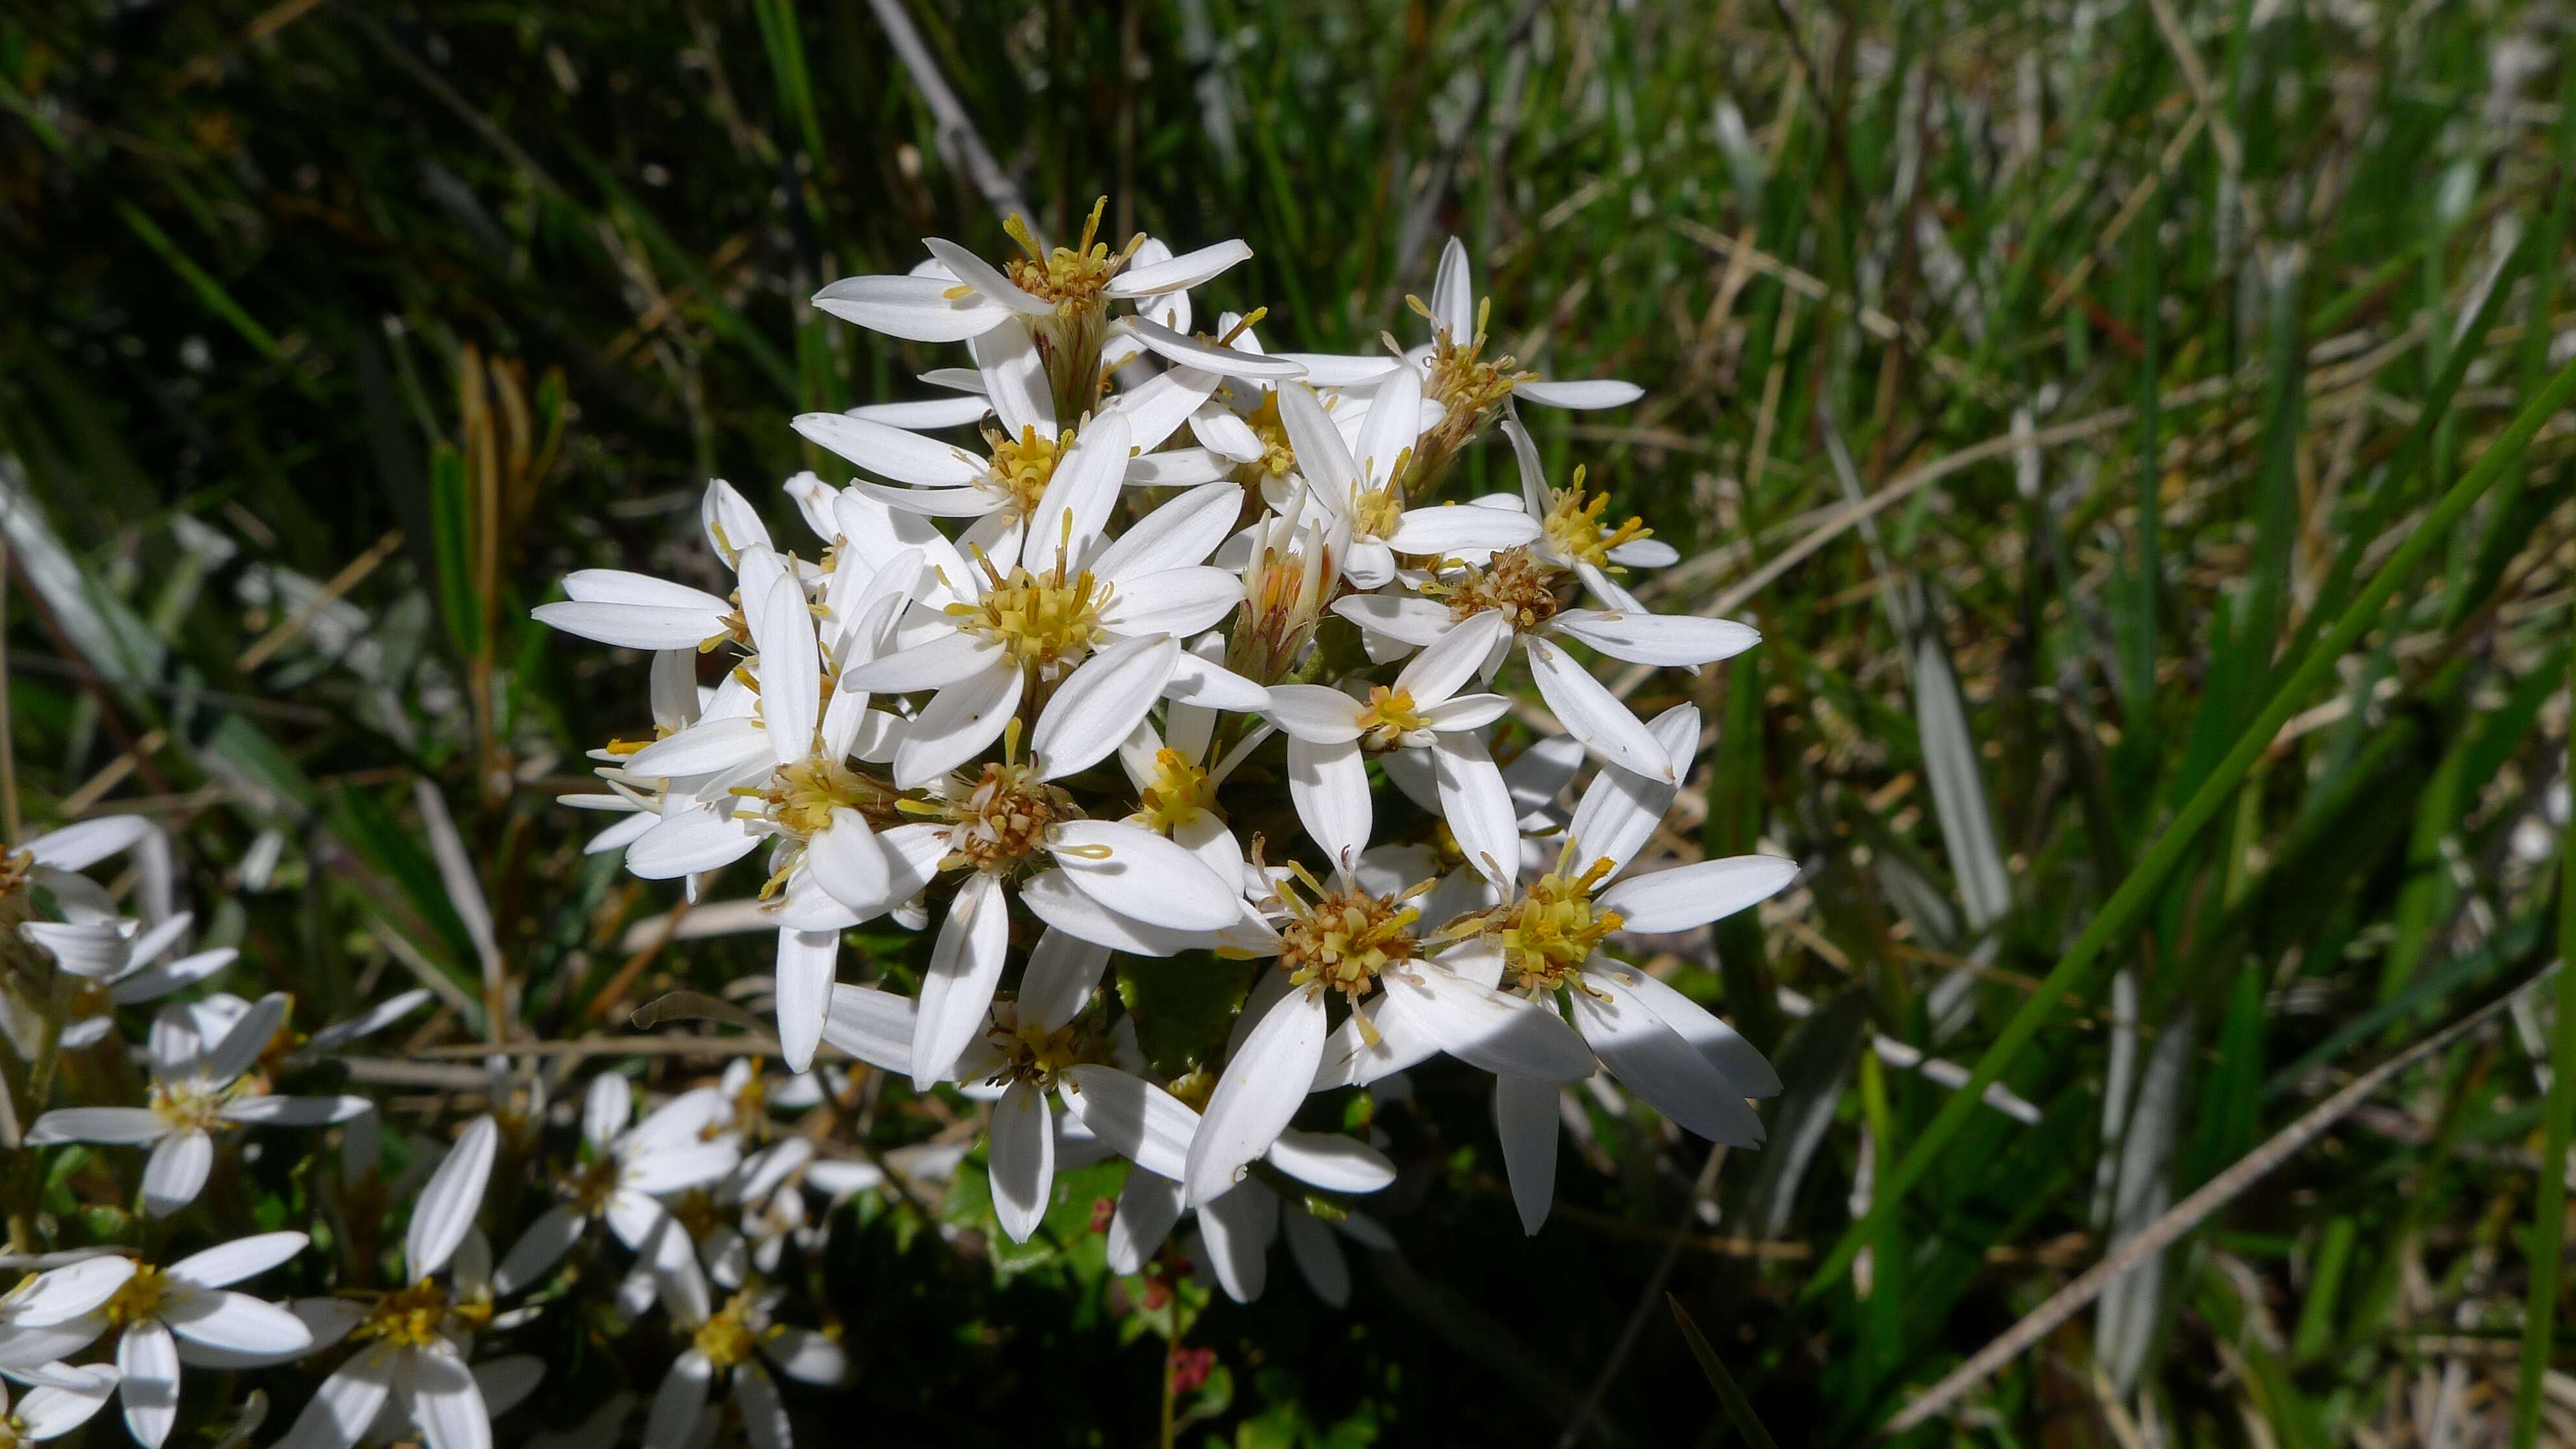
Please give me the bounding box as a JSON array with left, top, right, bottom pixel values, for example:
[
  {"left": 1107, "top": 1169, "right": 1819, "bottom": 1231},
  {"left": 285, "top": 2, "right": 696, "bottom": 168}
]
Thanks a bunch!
[
  {"left": 1800, "top": 351, "right": 2576, "bottom": 1303},
  {"left": 2511, "top": 684, "right": 2576, "bottom": 1448},
  {"left": 1666, "top": 1295, "right": 1780, "bottom": 1449}
]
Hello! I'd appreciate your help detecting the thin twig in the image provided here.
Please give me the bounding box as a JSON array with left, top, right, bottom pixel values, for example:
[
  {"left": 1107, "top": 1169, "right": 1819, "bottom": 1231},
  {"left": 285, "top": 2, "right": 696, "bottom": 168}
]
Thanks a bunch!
[
  {"left": 0, "top": 530, "right": 18, "bottom": 846},
  {"left": 1881, "top": 972, "right": 2552, "bottom": 1435},
  {"left": 861, "top": 0, "right": 1037, "bottom": 235},
  {"left": 236, "top": 528, "right": 402, "bottom": 672}
]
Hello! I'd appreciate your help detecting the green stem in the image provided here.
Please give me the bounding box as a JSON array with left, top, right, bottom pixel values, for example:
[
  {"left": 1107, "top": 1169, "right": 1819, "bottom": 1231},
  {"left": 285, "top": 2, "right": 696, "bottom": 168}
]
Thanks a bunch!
[{"left": 1800, "top": 353, "right": 2576, "bottom": 1303}]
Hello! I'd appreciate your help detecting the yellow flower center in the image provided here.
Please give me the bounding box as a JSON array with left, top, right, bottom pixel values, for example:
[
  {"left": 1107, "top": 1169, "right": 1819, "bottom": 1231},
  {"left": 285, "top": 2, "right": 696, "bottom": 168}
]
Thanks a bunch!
[
  {"left": 1428, "top": 546, "right": 1566, "bottom": 631},
  {"left": 1352, "top": 484, "right": 1406, "bottom": 543},
  {"left": 742, "top": 758, "right": 900, "bottom": 841},
  {"left": 947, "top": 556, "right": 1111, "bottom": 679},
  {"left": 1241, "top": 391, "right": 1297, "bottom": 479},
  {"left": 1354, "top": 686, "right": 1430, "bottom": 751},
  {"left": 1000, "top": 199, "right": 1139, "bottom": 313},
  {"left": 1415, "top": 293, "right": 1534, "bottom": 421},
  {"left": 102, "top": 1265, "right": 169, "bottom": 1326},
  {"left": 565, "top": 1156, "right": 622, "bottom": 1217},
  {"left": 357, "top": 1280, "right": 458, "bottom": 1350},
  {"left": 1541, "top": 465, "right": 1653, "bottom": 569},
  {"left": 1134, "top": 749, "right": 1216, "bottom": 835},
  {"left": 149, "top": 1078, "right": 236, "bottom": 1135},
  {"left": 1278, "top": 874, "right": 1424, "bottom": 1006},
  {"left": 939, "top": 760, "right": 1078, "bottom": 874},
  {"left": 991, "top": 1013, "right": 1082, "bottom": 1089},
  {"left": 693, "top": 1292, "right": 772, "bottom": 1371},
  {"left": 1483, "top": 849, "right": 1622, "bottom": 994},
  {"left": 984, "top": 425, "right": 1069, "bottom": 518},
  {"left": 670, "top": 1188, "right": 723, "bottom": 1242}
]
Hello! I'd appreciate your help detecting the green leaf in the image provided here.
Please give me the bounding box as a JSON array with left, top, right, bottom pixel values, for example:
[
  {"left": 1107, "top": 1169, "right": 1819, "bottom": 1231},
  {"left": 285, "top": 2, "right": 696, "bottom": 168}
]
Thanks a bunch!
[
  {"left": 1667, "top": 1294, "right": 1780, "bottom": 1449},
  {"left": 428, "top": 443, "right": 482, "bottom": 661}
]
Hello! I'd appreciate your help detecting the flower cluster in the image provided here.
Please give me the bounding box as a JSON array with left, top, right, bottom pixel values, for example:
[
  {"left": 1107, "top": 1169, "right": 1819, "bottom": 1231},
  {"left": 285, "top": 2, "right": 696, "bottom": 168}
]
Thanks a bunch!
[{"left": 545, "top": 210, "right": 1794, "bottom": 1248}]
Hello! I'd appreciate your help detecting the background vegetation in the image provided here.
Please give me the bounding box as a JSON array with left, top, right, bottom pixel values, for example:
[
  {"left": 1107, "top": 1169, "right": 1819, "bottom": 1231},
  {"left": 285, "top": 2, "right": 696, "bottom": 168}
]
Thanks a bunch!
[{"left": 3, "top": 0, "right": 2573, "bottom": 1443}]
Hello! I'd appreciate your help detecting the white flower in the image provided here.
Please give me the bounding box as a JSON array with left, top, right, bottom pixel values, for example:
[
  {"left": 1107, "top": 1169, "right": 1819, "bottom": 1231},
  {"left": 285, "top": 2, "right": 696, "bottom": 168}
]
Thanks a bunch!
[
  {"left": 529, "top": 479, "right": 768, "bottom": 652},
  {"left": 1502, "top": 419, "right": 1678, "bottom": 611},
  {"left": 0, "top": 1255, "right": 140, "bottom": 1378},
  {"left": 1261, "top": 608, "right": 1521, "bottom": 880},
  {"left": 1437, "top": 706, "right": 1794, "bottom": 1232},
  {"left": 0, "top": 1363, "right": 120, "bottom": 1445},
  {"left": 9, "top": 1235, "right": 313, "bottom": 1448},
  {"left": 0, "top": 815, "right": 155, "bottom": 923},
  {"left": 1272, "top": 377, "right": 1539, "bottom": 590},
  {"left": 1413, "top": 236, "right": 1644, "bottom": 414},
  {"left": 1108, "top": 1125, "right": 1398, "bottom": 1306},
  {"left": 1180, "top": 842, "right": 1592, "bottom": 1208},
  {"left": 53, "top": 910, "right": 236, "bottom": 1052},
  {"left": 492, "top": 1076, "right": 741, "bottom": 1295},
  {"left": 25, "top": 994, "right": 369, "bottom": 1217},
  {"left": 280, "top": 1116, "right": 545, "bottom": 1449},
  {"left": 643, "top": 1265, "right": 847, "bottom": 1449}
]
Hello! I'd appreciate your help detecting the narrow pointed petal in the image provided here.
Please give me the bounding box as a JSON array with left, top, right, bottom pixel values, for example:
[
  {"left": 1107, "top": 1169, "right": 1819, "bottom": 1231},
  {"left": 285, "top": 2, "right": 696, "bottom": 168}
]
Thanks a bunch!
[
  {"left": 279, "top": 1354, "right": 394, "bottom": 1449},
  {"left": 118, "top": 1318, "right": 180, "bottom": 1448},
  {"left": 168, "top": 1231, "right": 308, "bottom": 1291},
  {"left": 1034, "top": 635, "right": 1180, "bottom": 780},
  {"left": 404, "top": 1348, "right": 495, "bottom": 1449},
  {"left": 1430, "top": 237, "right": 1474, "bottom": 341},
  {"left": 921, "top": 238, "right": 1054, "bottom": 315},
  {"left": 492, "top": 1206, "right": 584, "bottom": 1295},
  {"left": 163, "top": 1291, "right": 312, "bottom": 1356},
  {"left": 1196, "top": 1180, "right": 1280, "bottom": 1303},
  {"left": 1385, "top": 503, "right": 1541, "bottom": 556},
  {"left": 1493, "top": 1075, "right": 1561, "bottom": 1235},
  {"left": 1550, "top": 609, "right": 1760, "bottom": 668},
  {"left": 1590, "top": 962, "right": 1782, "bottom": 1097},
  {"left": 1050, "top": 819, "right": 1243, "bottom": 932},
  {"left": 1523, "top": 636, "right": 1674, "bottom": 782},
  {"left": 789, "top": 414, "right": 984, "bottom": 487},
  {"left": 1513, "top": 378, "right": 1644, "bottom": 410},
  {"left": 848, "top": 630, "right": 1006, "bottom": 693},
  {"left": 1124, "top": 317, "right": 1304, "bottom": 380},
  {"left": 970, "top": 321, "right": 1056, "bottom": 438},
  {"left": 407, "top": 1115, "right": 498, "bottom": 1280},
  {"left": 1022, "top": 410, "right": 1132, "bottom": 576},
  {"left": 1265, "top": 1128, "right": 1395, "bottom": 1193},
  {"left": 1273, "top": 382, "right": 1358, "bottom": 497},
  {"left": 911, "top": 873, "right": 1009, "bottom": 1088},
  {"left": 1091, "top": 482, "right": 1239, "bottom": 580},
  {"left": 1596, "top": 855, "right": 1797, "bottom": 933},
  {"left": 988, "top": 1081, "right": 1056, "bottom": 1243},
  {"left": 1106, "top": 239, "right": 1253, "bottom": 297},
  {"left": 1059, "top": 1065, "right": 1197, "bottom": 1180},
  {"left": 812, "top": 273, "right": 1008, "bottom": 341},
  {"left": 1183, "top": 989, "right": 1326, "bottom": 1206},
  {"left": 1093, "top": 565, "right": 1239, "bottom": 638},
  {"left": 1393, "top": 609, "right": 1509, "bottom": 705},
  {"left": 823, "top": 985, "right": 917, "bottom": 1076},
  {"left": 1019, "top": 930, "right": 1111, "bottom": 1033},
  {"left": 1377, "top": 965, "right": 1594, "bottom": 1080},
  {"left": 142, "top": 1130, "right": 214, "bottom": 1217},
  {"left": 1285, "top": 736, "right": 1370, "bottom": 871},
  {"left": 773, "top": 928, "right": 839, "bottom": 1073},
  {"left": 1432, "top": 734, "right": 1519, "bottom": 890},
  {"left": 27, "top": 1106, "right": 166, "bottom": 1146},
  {"left": 1569, "top": 976, "right": 1765, "bottom": 1146},
  {"left": 1566, "top": 703, "right": 1698, "bottom": 876},
  {"left": 1106, "top": 1170, "right": 1186, "bottom": 1274},
  {"left": 890, "top": 663, "right": 1024, "bottom": 789},
  {"left": 1261, "top": 685, "right": 1363, "bottom": 744}
]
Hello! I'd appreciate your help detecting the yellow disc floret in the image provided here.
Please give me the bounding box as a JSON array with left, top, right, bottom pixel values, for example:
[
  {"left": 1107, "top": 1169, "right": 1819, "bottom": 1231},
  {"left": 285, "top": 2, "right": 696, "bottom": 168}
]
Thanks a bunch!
[
  {"left": 1354, "top": 686, "right": 1431, "bottom": 751},
  {"left": 1134, "top": 749, "right": 1217, "bottom": 835},
  {"left": 1428, "top": 545, "right": 1567, "bottom": 631},
  {"left": 1541, "top": 465, "right": 1654, "bottom": 569},
  {"left": 357, "top": 1280, "right": 456, "bottom": 1350},
  {"left": 1277, "top": 867, "right": 1426, "bottom": 1006},
  {"left": 947, "top": 548, "right": 1111, "bottom": 682},
  {"left": 693, "top": 1291, "right": 774, "bottom": 1371},
  {"left": 102, "top": 1265, "right": 169, "bottom": 1326},
  {"left": 939, "top": 756, "right": 1078, "bottom": 874},
  {"left": 985, "top": 425, "right": 1070, "bottom": 518},
  {"left": 1481, "top": 845, "right": 1622, "bottom": 994},
  {"left": 1001, "top": 199, "right": 1141, "bottom": 314}
]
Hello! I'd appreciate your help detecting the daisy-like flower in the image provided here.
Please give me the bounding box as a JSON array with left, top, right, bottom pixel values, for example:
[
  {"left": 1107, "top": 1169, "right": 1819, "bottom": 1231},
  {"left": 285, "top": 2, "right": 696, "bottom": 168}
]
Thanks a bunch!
[
  {"left": 0, "top": 1255, "right": 142, "bottom": 1379},
  {"left": 0, "top": 1365, "right": 119, "bottom": 1447},
  {"left": 11, "top": 1235, "right": 312, "bottom": 1448},
  {"left": 643, "top": 1263, "right": 848, "bottom": 1449},
  {"left": 529, "top": 480, "right": 770, "bottom": 654},
  {"left": 25, "top": 994, "right": 369, "bottom": 1217},
  {"left": 558, "top": 650, "right": 706, "bottom": 861},
  {"left": 0, "top": 815, "right": 155, "bottom": 924},
  {"left": 1435, "top": 706, "right": 1794, "bottom": 1232},
  {"left": 1180, "top": 839, "right": 1592, "bottom": 1208},
  {"left": 1334, "top": 537, "right": 1758, "bottom": 783},
  {"left": 810, "top": 199, "right": 1271, "bottom": 422},
  {"left": 1261, "top": 608, "right": 1521, "bottom": 881},
  {"left": 1108, "top": 1118, "right": 1398, "bottom": 1306},
  {"left": 1272, "top": 375, "right": 1539, "bottom": 591},
  {"left": 1113, "top": 636, "right": 1272, "bottom": 882},
  {"left": 282, "top": 1116, "right": 544, "bottom": 1449},
  {"left": 492, "top": 1075, "right": 742, "bottom": 1294},
  {"left": 1503, "top": 420, "right": 1677, "bottom": 612},
  {"left": 847, "top": 428, "right": 1265, "bottom": 789},
  {"left": 54, "top": 910, "right": 236, "bottom": 1052}
]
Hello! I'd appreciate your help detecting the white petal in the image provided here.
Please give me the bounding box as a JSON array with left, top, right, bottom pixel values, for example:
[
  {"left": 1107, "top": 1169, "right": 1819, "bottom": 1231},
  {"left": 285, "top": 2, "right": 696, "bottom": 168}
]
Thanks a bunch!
[
  {"left": 21, "top": 921, "right": 135, "bottom": 978},
  {"left": 118, "top": 1319, "right": 180, "bottom": 1448},
  {"left": 1123, "top": 317, "right": 1304, "bottom": 379},
  {"left": 1514, "top": 378, "right": 1644, "bottom": 410},
  {"left": 890, "top": 662, "right": 1024, "bottom": 789},
  {"left": 1268, "top": 352, "right": 1404, "bottom": 386},
  {"left": 221, "top": 1095, "right": 371, "bottom": 1126},
  {"left": 1022, "top": 410, "right": 1132, "bottom": 576},
  {"left": 1282, "top": 1206, "right": 1350, "bottom": 1307},
  {"left": 911, "top": 873, "right": 1009, "bottom": 1087},
  {"left": 1274, "top": 382, "right": 1358, "bottom": 496},
  {"left": 1196, "top": 1180, "right": 1280, "bottom": 1302},
  {"left": 1523, "top": 636, "right": 1675, "bottom": 782},
  {"left": 1189, "top": 405, "right": 1266, "bottom": 462},
  {"left": 1493, "top": 1075, "right": 1560, "bottom": 1234},
  {"left": 1034, "top": 635, "right": 1180, "bottom": 780},
  {"left": 1589, "top": 962, "right": 1781, "bottom": 1097},
  {"left": 471, "top": 1357, "right": 544, "bottom": 1420},
  {"left": 491, "top": 1206, "right": 584, "bottom": 1295},
  {"left": 1163, "top": 652, "right": 1270, "bottom": 713},
  {"left": 623, "top": 717, "right": 773, "bottom": 780},
  {"left": 24, "top": 815, "right": 151, "bottom": 871},
  {"left": 822, "top": 985, "right": 917, "bottom": 1076},
  {"left": 1285, "top": 736, "right": 1370, "bottom": 871},
  {"left": 1605, "top": 537, "right": 1679, "bottom": 567},
  {"left": 1550, "top": 609, "right": 1760, "bottom": 669},
  {"left": 921, "top": 238, "right": 1054, "bottom": 315},
  {"left": 762, "top": 1326, "right": 848, "bottom": 1387},
  {"left": 988, "top": 1082, "right": 1056, "bottom": 1243},
  {"left": 789, "top": 414, "right": 985, "bottom": 487},
  {"left": 1597, "top": 855, "right": 1796, "bottom": 933},
  {"left": 407, "top": 1115, "right": 498, "bottom": 1280},
  {"left": 1094, "top": 565, "right": 1239, "bottom": 638},
  {"left": 1431, "top": 735, "right": 1520, "bottom": 891},
  {"left": 1106, "top": 1171, "right": 1185, "bottom": 1274},
  {"left": 970, "top": 322, "right": 1056, "bottom": 438},
  {"left": 1569, "top": 976, "right": 1764, "bottom": 1146},
  {"left": 1058, "top": 1066, "right": 1196, "bottom": 1180},
  {"left": 532, "top": 600, "right": 721, "bottom": 651},
  {"left": 812, "top": 273, "right": 1008, "bottom": 341},
  {"left": 1264, "top": 1128, "right": 1394, "bottom": 1194},
  {"left": 1091, "top": 482, "right": 1239, "bottom": 580},
  {"left": 1430, "top": 237, "right": 1474, "bottom": 341},
  {"left": 5, "top": 1255, "right": 136, "bottom": 1324},
  {"left": 1420, "top": 693, "right": 1510, "bottom": 731},
  {"left": 745, "top": 573, "right": 820, "bottom": 768},
  {"left": 1106, "top": 239, "right": 1252, "bottom": 297},
  {"left": 280, "top": 1355, "right": 394, "bottom": 1449},
  {"left": 167, "top": 1231, "right": 307, "bottom": 1291},
  {"left": 1565, "top": 702, "right": 1697, "bottom": 876},
  {"left": 142, "top": 1130, "right": 214, "bottom": 1217},
  {"left": 848, "top": 630, "right": 1006, "bottom": 694},
  {"left": 26, "top": 1106, "right": 166, "bottom": 1146},
  {"left": 623, "top": 810, "right": 761, "bottom": 880},
  {"left": 1109, "top": 369, "right": 1220, "bottom": 454},
  {"left": 1017, "top": 869, "right": 1230, "bottom": 958},
  {"left": 560, "top": 569, "right": 730, "bottom": 613},
  {"left": 1384, "top": 503, "right": 1541, "bottom": 556},
  {"left": 1183, "top": 989, "right": 1326, "bottom": 1205},
  {"left": 1019, "top": 930, "right": 1110, "bottom": 1033},
  {"left": 163, "top": 1291, "right": 311, "bottom": 1356},
  {"left": 1376, "top": 965, "right": 1594, "bottom": 1080},
  {"left": 1261, "top": 686, "right": 1363, "bottom": 745},
  {"left": 1330, "top": 592, "right": 1452, "bottom": 647},
  {"left": 734, "top": 1360, "right": 791, "bottom": 1449},
  {"left": 1048, "top": 820, "right": 1242, "bottom": 932},
  {"left": 805, "top": 813, "right": 892, "bottom": 921},
  {"left": 845, "top": 395, "right": 993, "bottom": 430},
  {"left": 772, "top": 928, "right": 839, "bottom": 1074},
  {"left": 1392, "top": 608, "right": 1509, "bottom": 705},
  {"left": 404, "top": 1347, "right": 493, "bottom": 1449}
]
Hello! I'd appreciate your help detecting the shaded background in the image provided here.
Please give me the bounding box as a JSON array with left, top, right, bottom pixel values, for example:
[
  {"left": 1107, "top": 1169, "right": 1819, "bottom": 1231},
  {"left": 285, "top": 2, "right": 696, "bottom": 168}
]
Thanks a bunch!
[{"left": 3, "top": 0, "right": 2573, "bottom": 1444}]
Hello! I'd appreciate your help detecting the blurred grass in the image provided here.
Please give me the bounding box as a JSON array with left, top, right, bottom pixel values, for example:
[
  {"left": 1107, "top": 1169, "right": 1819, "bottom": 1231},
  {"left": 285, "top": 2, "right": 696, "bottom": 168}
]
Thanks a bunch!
[{"left": 3, "top": 1, "right": 2574, "bottom": 1444}]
